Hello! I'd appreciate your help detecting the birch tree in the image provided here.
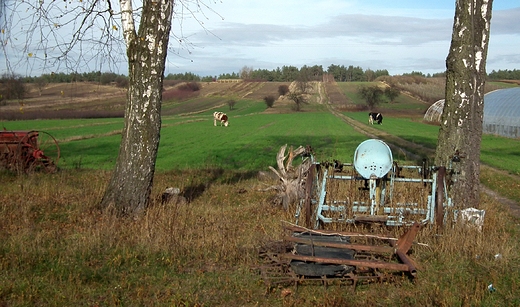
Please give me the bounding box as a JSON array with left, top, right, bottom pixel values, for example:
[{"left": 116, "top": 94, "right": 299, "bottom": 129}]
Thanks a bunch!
[
  {"left": 435, "top": 0, "right": 493, "bottom": 209},
  {"left": 1, "top": 0, "right": 216, "bottom": 216},
  {"left": 99, "top": 0, "right": 173, "bottom": 215}
]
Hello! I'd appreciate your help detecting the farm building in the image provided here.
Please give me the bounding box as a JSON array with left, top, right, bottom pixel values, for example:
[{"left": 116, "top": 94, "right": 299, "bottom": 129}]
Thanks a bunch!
[{"left": 423, "top": 87, "right": 520, "bottom": 138}]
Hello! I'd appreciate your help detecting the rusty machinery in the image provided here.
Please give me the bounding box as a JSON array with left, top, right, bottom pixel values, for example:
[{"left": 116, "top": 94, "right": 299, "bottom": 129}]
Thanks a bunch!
[
  {"left": 0, "top": 129, "right": 60, "bottom": 174},
  {"left": 260, "top": 139, "right": 455, "bottom": 289},
  {"left": 296, "top": 139, "right": 453, "bottom": 229}
]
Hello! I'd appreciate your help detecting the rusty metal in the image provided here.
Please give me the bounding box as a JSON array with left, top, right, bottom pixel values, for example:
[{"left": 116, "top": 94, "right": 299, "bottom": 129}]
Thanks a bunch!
[
  {"left": 284, "top": 235, "right": 394, "bottom": 254},
  {"left": 0, "top": 129, "right": 60, "bottom": 173},
  {"left": 295, "top": 139, "right": 454, "bottom": 228},
  {"left": 259, "top": 223, "right": 422, "bottom": 288},
  {"left": 304, "top": 163, "right": 316, "bottom": 228},
  {"left": 436, "top": 167, "right": 446, "bottom": 227},
  {"left": 282, "top": 253, "right": 412, "bottom": 272}
]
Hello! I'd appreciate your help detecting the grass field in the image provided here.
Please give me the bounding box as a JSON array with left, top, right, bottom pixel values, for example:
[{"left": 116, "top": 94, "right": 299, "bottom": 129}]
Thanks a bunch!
[
  {"left": 4, "top": 99, "right": 519, "bottom": 175},
  {"left": 1, "top": 80, "right": 520, "bottom": 306}
]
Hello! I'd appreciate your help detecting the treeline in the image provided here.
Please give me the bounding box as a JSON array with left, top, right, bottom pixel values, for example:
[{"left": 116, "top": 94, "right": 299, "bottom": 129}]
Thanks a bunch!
[
  {"left": 165, "top": 65, "right": 391, "bottom": 83},
  {"left": 488, "top": 69, "right": 520, "bottom": 80},
  {"left": 22, "top": 71, "right": 128, "bottom": 86},
  {"left": 6, "top": 66, "right": 520, "bottom": 86}
]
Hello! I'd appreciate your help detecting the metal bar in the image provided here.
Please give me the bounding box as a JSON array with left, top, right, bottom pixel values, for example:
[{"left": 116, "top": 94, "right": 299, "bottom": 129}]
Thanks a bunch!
[
  {"left": 354, "top": 215, "right": 388, "bottom": 223},
  {"left": 284, "top": 224, "right": 400, "bottom": 241},
  {"left": 390, "top": 223, "right": 422, "bottom": 276},
  {"left": 315, "top": 168, "right": 329, "bottom": 228},
  {"left": 282, "top": 254, "right": 412, "bottom": 272},
  {"left": 304, "top": 163, "right": 316, "bottom": 228},
  {"left": 284, "top": 236, "right": 394, "bottom": 254},
  {"left": 369, "top": 179, "right": 377, "bottom": 215},
  {"left": 436, "top": 167, "right": 446, "bottom": 227},
  {"left": 395, "top": 222, "right": 420, "bottom": 254},
  {"left": 395, "top": 250, "right": 418, "bottom": 277},
  {"left": 328, "top": 175, "right": 434, "bottom": 184}
]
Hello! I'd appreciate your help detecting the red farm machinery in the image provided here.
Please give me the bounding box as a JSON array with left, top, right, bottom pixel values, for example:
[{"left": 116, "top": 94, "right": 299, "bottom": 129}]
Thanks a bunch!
[{"left": 0, "top": 129, "right": 60, "bottom": 173}]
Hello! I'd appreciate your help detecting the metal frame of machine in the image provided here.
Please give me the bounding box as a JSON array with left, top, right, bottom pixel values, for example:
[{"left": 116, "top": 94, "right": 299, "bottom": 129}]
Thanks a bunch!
[{"left": 296, "top": 139, "right": 453, "bottom": 229}]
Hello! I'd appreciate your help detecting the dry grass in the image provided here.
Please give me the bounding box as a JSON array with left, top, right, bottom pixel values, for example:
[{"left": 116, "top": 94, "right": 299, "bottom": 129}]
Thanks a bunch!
[{"left": 1, "top": 168, "right": 519, "bottom": 306}]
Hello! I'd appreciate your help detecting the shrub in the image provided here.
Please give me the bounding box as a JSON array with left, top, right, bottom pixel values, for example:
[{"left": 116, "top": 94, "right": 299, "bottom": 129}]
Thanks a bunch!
[
  {"left": 384, "top": 87, "right": 400, "bottom": 102},
  {"left": 358, "top": 85, "right": 384, "bottom": 109},
  {"left": 115, "top": 76, "right": 129, "bottom": 88},
  {"left": 227, "top": 99, "right": 236, "bottom": 110},
  {"left": 288, "top": 92, "right": 307, "bottom": 111},
  {"left": 0, "top": 74, "right": 27, "bottom": 100},
  {"left": 263, "top": 95, "right": 275, "bottom": 108},
  {"left": 162, "top": 89, "right": 198, "bottom": 101},
  {"left": 278, "top": 85, "right": 289, "bottom": 96},
  {"left": 99, "top": 72, "right": 118, "bottom": 85},
  {"left": 177, "top": 81, "right": 201, "bottom": 92}
]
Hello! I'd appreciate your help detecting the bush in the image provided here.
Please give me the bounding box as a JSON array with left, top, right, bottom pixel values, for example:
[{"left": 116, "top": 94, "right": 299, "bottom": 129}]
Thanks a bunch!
[
  {"left": 358, "top": 85, "right": 384, "bottom": 109},
  {"left": 0, "top": 74, "right": 27, "bottom": 100},
  {"left": 384, "top": 87, "right": 400, "bottom": 102},
  {"left": 288, "top": 92, "right": 307, "bottom": 111},
  {"left": 227, "top": 99, "right": 236, "bottom": 110},
  {"left": 177, "top": 81, "right": 200, "bottom": 92},
  {"left": 278, "top": 85, "right": 289, "bottom": 96},
  {"left": 263, "top": 95, "right": 275, "bottom": 108},
  {"left": 99, "top": 72, "right": 118, "bottom": 85},
  {"left": 115, "top": 76, "right": 129, "bottom": 88}
]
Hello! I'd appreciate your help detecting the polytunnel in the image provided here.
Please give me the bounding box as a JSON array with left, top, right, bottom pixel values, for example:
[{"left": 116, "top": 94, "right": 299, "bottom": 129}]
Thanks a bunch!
[
  {"left": 423, "top": 99, "right": 445, "bottom": 123},
  {"left": 423, "top": 87, "right": 520, "bottom": 138}
]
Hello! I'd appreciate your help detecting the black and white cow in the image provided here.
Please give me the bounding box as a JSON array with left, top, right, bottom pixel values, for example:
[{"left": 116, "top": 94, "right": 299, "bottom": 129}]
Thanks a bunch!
[
  {"left": 213, "top": 111, "right": 229, "bottom": 127},
  {"left": 368, "top": 112, "right": 383, "bottom": 125}
]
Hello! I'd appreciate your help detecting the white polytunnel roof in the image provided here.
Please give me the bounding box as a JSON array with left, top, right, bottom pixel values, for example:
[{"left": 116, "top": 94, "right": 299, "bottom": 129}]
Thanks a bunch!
[{"left": 423, "top": 87, "right": 520, "bottom": 138}]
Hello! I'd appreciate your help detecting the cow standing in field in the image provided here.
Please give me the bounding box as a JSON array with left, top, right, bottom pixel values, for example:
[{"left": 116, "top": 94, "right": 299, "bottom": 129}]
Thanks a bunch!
[
  {"left": 213, "top": 111, "right": 229, "bottom": 127},
  {"left": 368, "top": 112, "right": 383, "bottom": 125}
]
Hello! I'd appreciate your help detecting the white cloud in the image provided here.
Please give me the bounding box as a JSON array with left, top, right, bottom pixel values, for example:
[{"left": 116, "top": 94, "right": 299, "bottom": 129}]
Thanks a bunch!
[
  {"left": 168, "top": 2, "right": 520, "bottom": 77},
  {"left": 1, "top": 0, "right": 519, "bottom": 77}
]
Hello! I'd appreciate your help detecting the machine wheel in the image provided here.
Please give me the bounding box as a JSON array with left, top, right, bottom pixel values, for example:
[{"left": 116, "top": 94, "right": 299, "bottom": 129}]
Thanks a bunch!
[
  {"left": 17, "top": 131, "right": 60, "bottom": 173},
  {"left": 304, "top": 163, "right": 323, "bottom": 229}
]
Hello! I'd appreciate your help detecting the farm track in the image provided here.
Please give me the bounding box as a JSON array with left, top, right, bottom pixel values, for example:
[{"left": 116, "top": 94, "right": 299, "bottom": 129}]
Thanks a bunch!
[
  {"left": 322, "top": 95, "right": 520, "bottom": 218},
  {"left": 325, "top": 102, "right": 431, "bottom": 161}
]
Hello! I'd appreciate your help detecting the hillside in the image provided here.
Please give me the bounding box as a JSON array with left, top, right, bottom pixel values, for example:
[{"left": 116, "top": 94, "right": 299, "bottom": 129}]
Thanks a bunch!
[
  {"left": 0, "top": 81, "right": 295, "bottom": 120},
  {"left": 1, "top": 78, "right": 515, "bottom": 121}
]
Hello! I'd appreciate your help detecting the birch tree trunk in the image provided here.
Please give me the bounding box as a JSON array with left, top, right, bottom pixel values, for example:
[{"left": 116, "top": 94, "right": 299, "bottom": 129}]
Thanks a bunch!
[
  {"left": 435, "top": 0, "right": 493, "bottom": 209},
  {"left": 100, "top": 0, "right": 175, "bottom": 215}
]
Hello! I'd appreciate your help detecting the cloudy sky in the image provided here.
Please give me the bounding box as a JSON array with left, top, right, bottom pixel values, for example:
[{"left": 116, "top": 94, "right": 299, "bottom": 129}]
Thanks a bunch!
[
  {"left": 165, "top": 0, "right": 520, "bottom": 77},
  {"left": 1, "top": 0, "right": 519, "bottom": 77}
]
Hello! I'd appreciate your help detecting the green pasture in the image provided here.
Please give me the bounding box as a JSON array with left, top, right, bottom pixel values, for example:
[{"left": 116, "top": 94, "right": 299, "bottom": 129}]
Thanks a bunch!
[
  {"left": 158, "top": 112, "right": 366, "bottom": 171},
  {"left": 2, "top": 106, "right": 519, "bottom": 175},
  {"left": 53, "top": 111, "right": 367, "bottom": 171},
  {"left": 346, "top": 111, "right": 440, "bottom": 149},
  {"left": 336, "top": 81, "right": 370, "bottom": 105}
]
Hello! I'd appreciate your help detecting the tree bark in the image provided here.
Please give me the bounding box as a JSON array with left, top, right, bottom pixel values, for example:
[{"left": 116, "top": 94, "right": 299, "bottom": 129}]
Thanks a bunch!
[
  {"left": 100, "top": 0, "right": 174, "bottom": 216},
  {"left": 435, "top": 0, "right": 493, "bottom": 209}
]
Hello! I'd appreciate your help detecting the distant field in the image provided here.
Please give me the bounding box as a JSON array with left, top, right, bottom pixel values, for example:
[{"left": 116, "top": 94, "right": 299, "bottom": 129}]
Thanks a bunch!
[
  {"left": 2, "top": 79, "right": 519, "bottom": 175},
  {"left": 2, "top": 103, "right": 520, "bottom": 177}
]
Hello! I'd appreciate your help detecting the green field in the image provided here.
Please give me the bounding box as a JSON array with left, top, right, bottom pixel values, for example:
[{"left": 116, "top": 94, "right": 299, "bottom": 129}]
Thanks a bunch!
[{"left": 2, "top": 103, "right": 520, "bottom": 176}]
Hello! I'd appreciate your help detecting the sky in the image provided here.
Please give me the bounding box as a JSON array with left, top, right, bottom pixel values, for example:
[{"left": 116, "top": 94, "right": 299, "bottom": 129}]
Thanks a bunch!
[
  {"left": 1, "top": 0, "right": 519, "bottom": 77},
  {"left": 164, "top": 0, "right": 520, "bottom": 77}
]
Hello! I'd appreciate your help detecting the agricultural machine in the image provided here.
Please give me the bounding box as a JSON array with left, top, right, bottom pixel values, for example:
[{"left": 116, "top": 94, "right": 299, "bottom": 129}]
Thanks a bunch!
[
  {"left": 296, "top": 138, "right": 453, "bottom": 229},
  {"left": 0, "top": 129, "right": 60, "bottom": 173},
  {"left": 259, "top": 139, "right": 457, "bottom": 288}
]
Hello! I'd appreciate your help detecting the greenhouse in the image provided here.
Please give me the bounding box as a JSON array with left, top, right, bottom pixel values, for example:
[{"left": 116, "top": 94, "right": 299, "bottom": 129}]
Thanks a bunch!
[{"left": 423, "top": 87, "right": 520, "bottom": 138}]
